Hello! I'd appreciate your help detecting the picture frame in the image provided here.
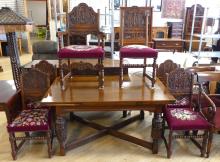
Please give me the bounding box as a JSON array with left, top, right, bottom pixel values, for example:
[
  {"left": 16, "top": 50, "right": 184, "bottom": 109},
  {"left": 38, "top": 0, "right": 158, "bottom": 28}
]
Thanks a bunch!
[{"left": 150, "top": 0, "right": 162, "bottom": 12}]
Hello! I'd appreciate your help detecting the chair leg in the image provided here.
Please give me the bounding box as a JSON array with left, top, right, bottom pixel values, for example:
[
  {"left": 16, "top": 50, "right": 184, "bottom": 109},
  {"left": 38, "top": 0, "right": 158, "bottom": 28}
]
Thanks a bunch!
[
  {"left": 122, "top": 110, "right": 127, "bottom": 118},
  {"left": 119, "top": 58, "right": 123, "bottom": 88},
  {"left": 143, "top": 58, "right": 146, "bottom": 80},
  {"left": 167, "top": 130, "right": 173, "bottom": 158},
  {"left": 201, "top": 130, "right": 208, "bottom": 157},
  {"left": 47, "top": 131, "right": 52, "bottom": 158},
  {"left": 207, "top": 131, "right": 213, "bottom": 158},
  {"left": 152, "top": 57, "right": 157, "bottom": 87},
  {"left": 9, "top": 132, "right": 17, "bottom": 160}
]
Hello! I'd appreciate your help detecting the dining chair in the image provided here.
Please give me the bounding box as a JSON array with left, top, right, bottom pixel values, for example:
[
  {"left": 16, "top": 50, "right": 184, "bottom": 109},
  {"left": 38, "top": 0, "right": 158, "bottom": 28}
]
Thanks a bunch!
[
  {"left": 119, "top": 6, "right": 157, "bottom": 88},
  {"left": 6, "top": 68, "right": 54, "bottom": 160},
  {"left": 162, "top": 68, "right": 215, "bottom": 158},
  {"left": 57, "top": 3, "right": 105, "bottom": 89}
]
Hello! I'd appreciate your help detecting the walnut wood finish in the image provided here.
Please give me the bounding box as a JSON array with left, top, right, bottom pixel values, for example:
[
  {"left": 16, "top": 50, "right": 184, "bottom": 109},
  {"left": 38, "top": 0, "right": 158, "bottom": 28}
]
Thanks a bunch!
[
  {"left": 152, "top": 27, "right": 168, "bottom": 39},
  {"left": 57, "top": 3, "right": 105, "bottom": 49},
  {"left": 153, "top": 38, "right": 183, "bottom": 52},
  {"left": 41, "top": 75, "right": 175, "bottom": 156},
  {"left": 120, "top": 6, "right": 153, "bottom": 46},
  {"left": 7, "top": 68, "right": 53, "bottom": 160},
  {"left": 163, "top": 68, "right": 214, "bottom": 158},
  {"left": 34, "top": 60, "right": 57, "bottom": 85},
  {"left": 58, "top": 3, "right": 105, "bottom": 89},
  {"left": 156, "top": 60, "right": 179, "bottom": 86}
]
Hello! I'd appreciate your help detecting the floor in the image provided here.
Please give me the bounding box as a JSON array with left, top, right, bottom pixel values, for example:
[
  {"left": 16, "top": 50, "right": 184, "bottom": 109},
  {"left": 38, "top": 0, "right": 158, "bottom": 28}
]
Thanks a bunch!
[{"left": 0, "top": 52, "right": 220, "bottom": 162}]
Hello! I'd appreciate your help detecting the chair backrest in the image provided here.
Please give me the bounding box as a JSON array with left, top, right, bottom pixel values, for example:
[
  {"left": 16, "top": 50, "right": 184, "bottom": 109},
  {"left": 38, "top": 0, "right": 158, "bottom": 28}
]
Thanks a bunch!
[
  {"left": 21, "top": 68, "right": 50, "bottom": 109},
  {"left": 66, "top": 3, "right": 103, "bottom": 46},
  {"left": 120, "top": 6, "right": 153, "bottom": 46},
  {"left": 156, "top": 60, "right": 179, "bottom": 85},
  {"left": 166, "top": 68, "right": 194, "bottom": 106},
  {"left": 34, "top": 60, "right": 57, "bottom": 84}
]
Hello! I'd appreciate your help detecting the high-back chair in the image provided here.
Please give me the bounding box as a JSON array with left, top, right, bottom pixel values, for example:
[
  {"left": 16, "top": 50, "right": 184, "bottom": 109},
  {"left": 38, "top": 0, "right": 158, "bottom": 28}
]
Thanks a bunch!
[
  {"left": 156, "top": 60, "right": 179, "bottom": 86},
  {"left": 57, "top": 3, "right": 105, "bottom": 88},
  {"left": 6, "top": 68, "right": 53, "bottom": 160},
  {"left": 196, "top": 71, "right": 220, "bottom": 157},
  {"left": 162, "top": 68, "right": 214, "bottom": 158},
  {"left": 34, "top": 60, "right": 57, "bottom": 85},
  {"left": 119, "top": 6, "right": 157, "bottom": 88}
]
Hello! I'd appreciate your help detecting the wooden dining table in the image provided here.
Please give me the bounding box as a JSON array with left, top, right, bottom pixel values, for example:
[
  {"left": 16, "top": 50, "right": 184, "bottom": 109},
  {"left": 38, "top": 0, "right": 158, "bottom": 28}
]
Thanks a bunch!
[{"left": 41, "top": 74, "right": 175, "bottom": 156}]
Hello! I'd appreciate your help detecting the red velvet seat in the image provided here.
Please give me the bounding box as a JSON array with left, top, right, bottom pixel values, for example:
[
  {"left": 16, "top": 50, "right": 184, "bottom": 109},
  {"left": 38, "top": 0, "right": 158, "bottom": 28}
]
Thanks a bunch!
[
  {"left": 58, "top": 45, "right": 104, "bottom": 58},
  {"left": 58, "top": 45, "right": 105, "bottom": 88},
  {"left": 119, "top": 45, "right": 158, "bottom": 88},
  {"left": 165, "top": 108, "right": 210, "bottom": 130}
]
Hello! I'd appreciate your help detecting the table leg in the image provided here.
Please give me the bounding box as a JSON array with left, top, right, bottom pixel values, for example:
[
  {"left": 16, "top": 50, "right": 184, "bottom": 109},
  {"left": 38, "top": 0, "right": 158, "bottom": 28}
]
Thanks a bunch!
[
  {"left": 151, "top": 112, "right": 163, "bottom": 154},
  {"left": 56, "top": 116, "right": 67, "bottom": 156}
]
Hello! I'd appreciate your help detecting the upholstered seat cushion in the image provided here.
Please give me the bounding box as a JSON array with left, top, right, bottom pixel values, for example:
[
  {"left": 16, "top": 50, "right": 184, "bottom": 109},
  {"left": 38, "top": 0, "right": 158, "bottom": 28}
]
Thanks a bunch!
[
  {"left": 7, "top": 109, "right": 49, "bottom": 132},
  {"left": 165, "top": 108, "right": 210, "bottom": 130},
  {"left": 58, "top": 45, "right": 104, "bottom": 58},
  {"left": 120, "top": 45, "right": 158, "bottom": 58}
]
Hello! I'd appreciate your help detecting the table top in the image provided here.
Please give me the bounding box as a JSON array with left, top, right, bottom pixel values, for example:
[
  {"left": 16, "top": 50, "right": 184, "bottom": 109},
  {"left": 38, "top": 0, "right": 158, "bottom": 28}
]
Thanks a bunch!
[
  {"left": 0, "top": 80, "right": 17, "bottom": 109},
  {"left": 193, "top": 34, "right": 220, "bottom": 39},
  {"left": 41, "top": 74, "right": 175, "bottom": 111}
]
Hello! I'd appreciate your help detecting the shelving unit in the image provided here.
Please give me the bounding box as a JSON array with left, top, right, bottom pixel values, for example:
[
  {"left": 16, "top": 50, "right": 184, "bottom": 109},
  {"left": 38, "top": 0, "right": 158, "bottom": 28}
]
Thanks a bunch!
[{"left": 188, "top": 3, "right": 220, "bottom": 65}]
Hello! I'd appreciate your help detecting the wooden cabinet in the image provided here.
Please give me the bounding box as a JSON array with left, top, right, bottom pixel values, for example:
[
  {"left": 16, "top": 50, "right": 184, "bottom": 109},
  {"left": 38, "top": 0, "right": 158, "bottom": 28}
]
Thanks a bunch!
[
  {"left": 152, "top": 27, "right": 168, "bottom": 38},
  {"left": 167, "top": 22, "right": 183, "bottom": 38},
  {"left": 153, "top": 38, "right": 183, "bottom": 52},
  {"left": 184, "top": 4, "right": 206, "bottom": 51}
]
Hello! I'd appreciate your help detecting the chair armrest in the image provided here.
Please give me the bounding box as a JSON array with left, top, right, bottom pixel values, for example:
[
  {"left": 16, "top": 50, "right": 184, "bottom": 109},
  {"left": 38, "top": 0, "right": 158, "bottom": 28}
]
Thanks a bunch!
[
  {"left": 6, "top": 90, "right": 22, "bottom": 123},
  {"left": 199, "top": 91, "right": 216, "bottom": 124}
]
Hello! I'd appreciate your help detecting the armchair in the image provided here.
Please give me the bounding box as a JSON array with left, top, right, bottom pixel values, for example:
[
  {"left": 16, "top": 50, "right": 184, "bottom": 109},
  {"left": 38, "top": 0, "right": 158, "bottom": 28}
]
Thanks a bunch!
[{"left": 162, "top": 68, "right": 214, "bottom": 158}]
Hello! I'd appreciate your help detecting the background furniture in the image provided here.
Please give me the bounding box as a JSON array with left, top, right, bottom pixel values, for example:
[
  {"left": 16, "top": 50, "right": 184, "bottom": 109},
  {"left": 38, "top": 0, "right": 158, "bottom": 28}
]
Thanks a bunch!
[
  {"left": 153, "top": 38, "right": 183, "bottom": 52},
  {"left": 184, "top": 4, "right": 206, "bottom": 51},
  {"left": 32, "top": 40, "right": 58, "bottom": 60},
  {"left": 167, "top": 22, "right": 183, "bottom": 39},
  {"left": 152, "top": 26, "right": 168, "bottom": 39}
]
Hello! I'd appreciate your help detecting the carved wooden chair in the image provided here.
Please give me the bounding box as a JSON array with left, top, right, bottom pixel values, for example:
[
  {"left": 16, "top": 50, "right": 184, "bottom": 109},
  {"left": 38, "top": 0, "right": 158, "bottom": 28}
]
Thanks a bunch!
[
  {"left": 119, "top": 6, "right": 157, "bottom": 88},
  {"left": 156, "top": 60, "right": 179, "bottom": 86},
  {"left": 162, "top": 68, "right": 214, "bottom": 158},
  {"left": 57, "top": 3, "right": 105, "bottom": 88},
  {"left": 6, "top": 68, "right": 53, "bottom": 160},
  {"left": 196, "top": 71, "right": 220, "bottom": 157},
  {"left": 34, "top": 60, "right": 57, "bottom": 85}
]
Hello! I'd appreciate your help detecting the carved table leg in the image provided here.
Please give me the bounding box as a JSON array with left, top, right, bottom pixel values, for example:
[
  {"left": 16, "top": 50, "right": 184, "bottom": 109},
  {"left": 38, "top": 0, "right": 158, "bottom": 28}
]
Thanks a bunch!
[
  {"left": 151, "top": 112, "right": 163, "bottom": 154},
  {"left": 56, "top": 116, "right": 67, "bottom": 156}
]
